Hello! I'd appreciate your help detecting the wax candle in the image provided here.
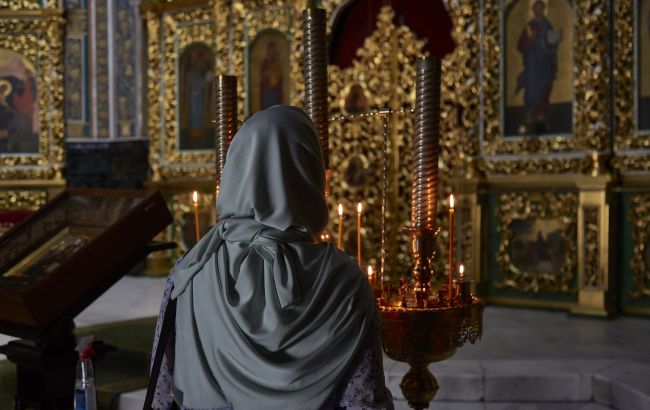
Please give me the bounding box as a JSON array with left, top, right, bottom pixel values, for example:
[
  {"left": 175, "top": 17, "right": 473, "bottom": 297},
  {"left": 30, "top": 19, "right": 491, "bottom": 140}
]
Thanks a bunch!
[
  {"left": 456, "top": 263, "right": 473, "bottom": 303},
  {"left": 337, "top": 203, "right": 343, "bottom": 249},
  {"left": 367, "top": 265, "right": 373, "bottom": 287},
  {"left": 357, "top": 202, "right": 363, "bottom": 266},
  {"left": 448, "top": 194, "right": 455, "bottom": 301},
  {"left": 193, "top": 191, "right": 200, "bottom": 242}
]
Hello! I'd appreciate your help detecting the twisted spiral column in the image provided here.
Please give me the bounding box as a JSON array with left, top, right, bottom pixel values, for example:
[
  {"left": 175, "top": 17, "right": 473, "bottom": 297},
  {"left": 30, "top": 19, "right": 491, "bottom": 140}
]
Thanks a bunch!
[
  {"left": 302, "top": 8, "right": 329, "bottom": 169},
  {"left": 411, "top": 57, "right": 441, "bottom": 231},
  {"left": 407, "top": 56, "right": 442, "bottom": 306},
  {"left": 215, "top": 75, "right": 238, "bottom": 193}
]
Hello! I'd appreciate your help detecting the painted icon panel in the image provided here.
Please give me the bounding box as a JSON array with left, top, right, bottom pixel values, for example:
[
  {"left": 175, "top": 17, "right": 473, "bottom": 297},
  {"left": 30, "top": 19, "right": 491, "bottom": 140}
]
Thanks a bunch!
[
  {"left": 504, "top": 0, "right": 573, "bottom": 136},
  {"left": 248, "top": 30, "right": 290, "bottom": 115},
  {"left": 0, "top": 49, "right": 39, "bottom": 154},
  {"left": 508, "top": 218, "right": 565, "bottom": 275},
  {"left": 178, "top": 43, "right": 216, "bottom": 151}
]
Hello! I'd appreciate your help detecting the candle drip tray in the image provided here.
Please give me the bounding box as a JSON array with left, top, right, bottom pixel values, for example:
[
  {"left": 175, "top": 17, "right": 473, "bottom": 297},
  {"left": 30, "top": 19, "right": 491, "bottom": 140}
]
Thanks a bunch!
[{"left": 379, "top": 299, "right": 484, "bottom": 409}]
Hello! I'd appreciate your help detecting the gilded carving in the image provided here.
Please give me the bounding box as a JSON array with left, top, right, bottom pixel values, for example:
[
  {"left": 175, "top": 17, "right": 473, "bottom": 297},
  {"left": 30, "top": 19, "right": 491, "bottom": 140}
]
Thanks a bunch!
[
  {"left": 583, "top": 206, "right": 600, "bottom": 288},
  {"left": 481, "top": 0, "right": 610, "bottom": 173},
  {"left": 613, "top": 0, "right": 650, "bottom": 173},
  {"left": 144, "top": 1, "right": 222, "bottom": 181},
  {"left": 629, "top": 194, "right": 650, "bottom": 299},
  {"left": 496, "top": 192, "right": 578, "bottom": 293},
  {"left": 325, "top": 4, "right": 481, "bottom": 278},
  {"left": 229, "top": 1, "right": 304, "bottom": 118},
  {"left": 0, "top": 190, "right": 47, "bottom": 210},
  {"left": 0, "top": 11, "right": 65, "bottom": 181},
  {"left": 327, "top": 7, "right": 427, "bottom": 277}
]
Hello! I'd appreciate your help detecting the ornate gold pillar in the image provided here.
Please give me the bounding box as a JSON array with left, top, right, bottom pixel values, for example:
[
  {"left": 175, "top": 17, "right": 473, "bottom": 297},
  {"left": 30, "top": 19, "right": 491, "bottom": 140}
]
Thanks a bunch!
[{"left": 572, "top": 174, "right": 613, "bottom": 316}]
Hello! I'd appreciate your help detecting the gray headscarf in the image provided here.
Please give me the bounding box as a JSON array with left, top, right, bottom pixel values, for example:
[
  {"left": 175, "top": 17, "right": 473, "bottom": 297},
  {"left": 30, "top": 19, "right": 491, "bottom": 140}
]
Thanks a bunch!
[{"left": 169, "top": 106, "right": 375, "bottom": 410}]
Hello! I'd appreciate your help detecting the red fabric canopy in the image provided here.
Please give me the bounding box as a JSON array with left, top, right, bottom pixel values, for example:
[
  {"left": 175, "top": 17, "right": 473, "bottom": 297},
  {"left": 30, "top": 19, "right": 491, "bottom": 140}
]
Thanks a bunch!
[{"left": 329, "top": 0, "right": 455, "bottom": 68}]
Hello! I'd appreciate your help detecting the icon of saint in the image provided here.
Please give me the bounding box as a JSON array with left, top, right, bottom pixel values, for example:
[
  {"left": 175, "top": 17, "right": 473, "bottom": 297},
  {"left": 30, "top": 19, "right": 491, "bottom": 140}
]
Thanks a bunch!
[
  {"left": 260, "top": 41, "right": 283, "bottom": 109},
  {"left": 515, "top": 0, "right": 562, "bottom": 135}
]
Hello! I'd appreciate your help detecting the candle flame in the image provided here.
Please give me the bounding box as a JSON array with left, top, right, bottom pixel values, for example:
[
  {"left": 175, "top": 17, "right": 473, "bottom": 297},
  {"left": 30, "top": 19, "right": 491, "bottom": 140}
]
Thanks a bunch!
[
  {"left": 459, "top": 264, "right": 465, "bottom": 278},
  {"left": 449, "top": 194, "right": 455, "bottom": 209},
  {"left": 357, "top": 202, "right": 363, "bottom": 214},
  {"left": 193, "top": 191, "right": 198, "bottom": 204},
  {"left": 338, "top": 203, "right": 343, "bottom": 217},
  {"left": 367, "top": 265, "right": 373, "bottom": 278}
]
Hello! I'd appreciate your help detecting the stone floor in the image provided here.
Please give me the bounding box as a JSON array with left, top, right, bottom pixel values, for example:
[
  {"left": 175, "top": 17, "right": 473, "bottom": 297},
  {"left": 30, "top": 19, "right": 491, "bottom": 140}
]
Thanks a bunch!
[{"left": 2, "top": 276, "right": 650, "bottom": 410}]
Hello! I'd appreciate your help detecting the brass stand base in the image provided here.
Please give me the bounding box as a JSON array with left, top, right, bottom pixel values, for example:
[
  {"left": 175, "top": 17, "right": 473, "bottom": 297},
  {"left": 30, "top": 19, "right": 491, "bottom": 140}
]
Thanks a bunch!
[{"left": 400, "top": 365, "right": 439, "bottom": 410}]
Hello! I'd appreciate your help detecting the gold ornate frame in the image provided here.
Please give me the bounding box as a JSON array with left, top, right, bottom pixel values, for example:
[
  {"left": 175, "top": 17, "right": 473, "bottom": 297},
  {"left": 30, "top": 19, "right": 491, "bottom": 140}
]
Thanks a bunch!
[
  {"left": 324, "top": 3, "right": 484, "bottom": 280},
  {"left": 630, "top": 193, "right": 650, "bottom": 299},
  {"left": 228, "top": 0, "right": 304, "bottom": 119},
  {"left": 496, "top": 191, "right": 578, "bottom": 293},
  {"left": 481, "top": 0, "right": 610, "bottom": 174},
  {"left": 0, "top": 9, "right": 65, "bottom": 182},
  {"left": 612, "top": 0, "right": 650, "bottom": 173},
  {"left": 143, "top": 0, "right": 225, "bottom": 181}
]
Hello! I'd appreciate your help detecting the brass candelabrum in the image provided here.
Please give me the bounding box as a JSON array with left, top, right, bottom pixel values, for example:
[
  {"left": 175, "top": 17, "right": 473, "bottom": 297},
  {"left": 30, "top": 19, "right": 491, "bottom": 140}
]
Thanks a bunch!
[{"left": 375, "top": 57, "right": 484, "bottom": 410}]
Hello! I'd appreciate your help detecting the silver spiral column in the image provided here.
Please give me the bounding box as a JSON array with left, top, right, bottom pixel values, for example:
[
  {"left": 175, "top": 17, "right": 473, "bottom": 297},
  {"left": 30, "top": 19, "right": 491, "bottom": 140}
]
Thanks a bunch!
[
  {"left": 406, "top": 56, "right": 442, "bottom": 307},
  {"left": 411, "top": 57, "right": 441, "bottom": 232},
  {"left": 215, "top": 75, "right": 238, "bottom": 194},
  {"left": 302, "top": 8, "right": 329, "bottom": 169}
]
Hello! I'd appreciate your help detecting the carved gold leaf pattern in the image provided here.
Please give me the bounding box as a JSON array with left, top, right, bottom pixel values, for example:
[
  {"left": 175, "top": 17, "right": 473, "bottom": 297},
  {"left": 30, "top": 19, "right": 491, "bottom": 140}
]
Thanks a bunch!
[
  {"left": 583, "top": 206, "right": 600, "bottom": 288},
  {"left": 629, "top": 194, "right": 650, "bottom": 299},
  {"left": 229, "top": 1, "right": 304, "bottom": 119},
  {"left": 144, "top": 1, "right": 221, "bottom": 181},
  {"left": 481, "top": 0, "right": 610, "bottom": 173},
  {"left": 496, "top": 192, "right": 578, "bottom": 293},
  {"left": 327, "top": 7, "right": 427, "bottom": 278},
  {"left": 0, "top": 190, "right": 47, "bottom": 210},
  {"left": 0, "top": 12, "right": 65, "bottom": 181},
  {"left": 614, "top": 0, "right": 650, "bottom": 151}
]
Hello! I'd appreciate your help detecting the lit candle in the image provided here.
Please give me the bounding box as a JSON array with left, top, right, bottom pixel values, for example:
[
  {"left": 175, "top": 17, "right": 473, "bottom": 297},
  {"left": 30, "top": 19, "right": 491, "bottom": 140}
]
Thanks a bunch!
[
  {"left": 337, "top": 203, "right": 344, "bottom": 250},
  {"left": 193, "top": 191, "right": 200, "bottom": 242},
  {"left": 357, "top": 202, "right": 363, "bottom": 266},
  {"left": 367, "top": 265, "right": 373, "bottom": 287},
  {"left": 448, "top": 194, "right": 455, "bottom": 301},
  {"left": 456, "top": 263, "right": 473, "bottom": 303}
]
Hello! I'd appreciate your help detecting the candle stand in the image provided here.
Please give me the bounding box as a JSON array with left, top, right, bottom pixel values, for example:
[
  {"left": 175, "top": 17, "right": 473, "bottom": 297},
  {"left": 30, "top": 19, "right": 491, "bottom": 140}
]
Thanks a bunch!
[
  {"left": 379, "top": 292, "right": 483, "bottom": 409},
  {"left": 375, "top": 56, "right": 484, "bottom": 410}
]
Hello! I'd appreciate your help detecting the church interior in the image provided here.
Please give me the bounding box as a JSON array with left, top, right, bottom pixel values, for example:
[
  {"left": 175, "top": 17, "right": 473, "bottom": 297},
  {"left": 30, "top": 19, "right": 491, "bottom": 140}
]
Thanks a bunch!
[{"left": 0, "top": 0, "right": 650, "bottom": 409}]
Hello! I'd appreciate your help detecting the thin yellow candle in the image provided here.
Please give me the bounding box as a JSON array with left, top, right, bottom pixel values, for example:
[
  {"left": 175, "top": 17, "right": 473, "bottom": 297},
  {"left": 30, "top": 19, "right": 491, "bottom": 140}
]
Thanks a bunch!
[
  {"left": 448, "top": 194, "right": 455, "bottom": 301},
  {"left": 337, "top": 203, "right": 344, "bottom": 249},
  {"left": 193, "top": 191, "right": 200, "bottom": 242},
  {"left": 357, "top": 202, "right": 363, "bottom": 266}
]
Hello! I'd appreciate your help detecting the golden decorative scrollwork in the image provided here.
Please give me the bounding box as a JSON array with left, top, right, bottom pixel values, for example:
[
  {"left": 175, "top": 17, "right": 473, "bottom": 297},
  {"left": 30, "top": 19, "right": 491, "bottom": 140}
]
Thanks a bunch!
[
  {"left": 0, "top": 190, "right": 47, "bottom": 211},
  {"left": 481, "top": 0, "right": 610, "bottom": 173},
  {"left": 228, "top": 0, "right": 305, "bottom": 119},
  {"left": 0, "top": 1, "right": 40, "bottom": 10},
  {"left": 612, "top": 0, "right": 650, "bottom": 175},
  {"left": 143, "top": 0, "right": 222, "bottom": 181},
  {"left": 583, "top": 206, "right": 600, "bottom": 288},
  {"left": 496, "top": 192, "right": 578, "bottom": 293},
  {"left": 481, "top": 155, "right": 591, "bottom": 175},
  {"left": 614, "top": 0, "right": 650, "bottom": 152},
  {"left": 629, "top": 194, "right": 650, "bottom": 299},
  {"left": 327, "top": 7, "right": 427, "bottom": 278},
  {"left": 325, "top": 3, "right": 482, "bottom": 279},
  {"left": 0, "top": 10, "right": 65, "bottom": 181}
]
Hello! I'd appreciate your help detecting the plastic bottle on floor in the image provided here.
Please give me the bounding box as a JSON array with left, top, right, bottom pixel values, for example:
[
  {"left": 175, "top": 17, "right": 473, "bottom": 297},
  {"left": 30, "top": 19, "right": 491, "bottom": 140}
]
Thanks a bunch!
[{"left": 74, "top": 336, "right": 97, "bottom": 410}]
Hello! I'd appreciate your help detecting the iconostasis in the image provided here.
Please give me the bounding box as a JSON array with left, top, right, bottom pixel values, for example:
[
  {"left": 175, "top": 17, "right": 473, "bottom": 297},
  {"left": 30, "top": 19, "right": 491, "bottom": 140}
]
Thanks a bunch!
[{"left": 0, "top": 0, "right": 648, "bottom": 316}]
